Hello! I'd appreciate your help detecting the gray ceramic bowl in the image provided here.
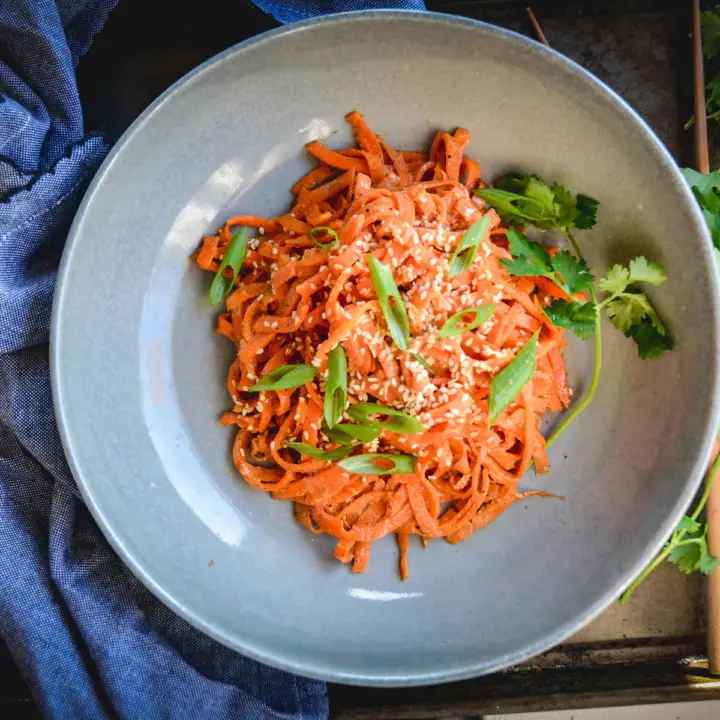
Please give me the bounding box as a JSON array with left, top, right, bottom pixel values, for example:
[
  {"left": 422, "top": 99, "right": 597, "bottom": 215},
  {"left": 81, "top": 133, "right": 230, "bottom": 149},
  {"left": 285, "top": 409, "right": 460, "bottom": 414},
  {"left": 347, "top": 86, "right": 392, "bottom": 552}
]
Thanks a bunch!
[{"left": 52, "top": 11, "right": 720, "bottom": 685}]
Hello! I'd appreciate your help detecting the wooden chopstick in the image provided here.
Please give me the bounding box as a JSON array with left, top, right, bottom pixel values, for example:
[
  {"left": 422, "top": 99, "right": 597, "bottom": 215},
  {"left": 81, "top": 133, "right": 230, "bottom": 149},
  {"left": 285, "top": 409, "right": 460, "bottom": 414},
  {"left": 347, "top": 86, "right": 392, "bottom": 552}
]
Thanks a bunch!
[
  {"left": 526, "top": 7, "right": 549, "bottom": 47},
  {"left": 694, "top": 0, "right": 710, "bottom": 173},
  {"left": 528, "top": 0, "right": 720, "bottom": 675},
  {"left": 693, "top": 0, "right": 720, "bottom": 676},
  {"left": 707, "top": 447, "right": 720, "bottom": 675}
]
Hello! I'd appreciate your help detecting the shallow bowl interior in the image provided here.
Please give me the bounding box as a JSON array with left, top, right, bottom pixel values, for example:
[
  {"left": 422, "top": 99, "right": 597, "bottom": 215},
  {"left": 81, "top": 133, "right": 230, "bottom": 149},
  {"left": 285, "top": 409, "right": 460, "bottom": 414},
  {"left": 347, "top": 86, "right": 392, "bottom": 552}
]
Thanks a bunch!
[{"left": 52, "top": 11, "right": 720, "bottom": 686}]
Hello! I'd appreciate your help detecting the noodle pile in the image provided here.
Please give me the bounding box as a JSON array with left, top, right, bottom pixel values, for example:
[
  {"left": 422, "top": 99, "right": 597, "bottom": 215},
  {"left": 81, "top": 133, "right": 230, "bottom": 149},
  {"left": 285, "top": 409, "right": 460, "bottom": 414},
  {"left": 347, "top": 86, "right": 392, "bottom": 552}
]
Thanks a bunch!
[{"left": 194, "top": 112, "right": 571, "bottom": 578}]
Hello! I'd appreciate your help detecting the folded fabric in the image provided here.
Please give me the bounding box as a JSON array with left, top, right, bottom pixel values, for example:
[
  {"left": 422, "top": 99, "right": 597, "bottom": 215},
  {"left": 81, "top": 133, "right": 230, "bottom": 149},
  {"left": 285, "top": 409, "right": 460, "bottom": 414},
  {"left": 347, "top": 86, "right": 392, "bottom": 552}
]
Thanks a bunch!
[
  {"left": 253, "top": 0, "right": 425, "bottom": 24},
  {"left": 1, "top": 0, "right": 432, "bottom": 716}
]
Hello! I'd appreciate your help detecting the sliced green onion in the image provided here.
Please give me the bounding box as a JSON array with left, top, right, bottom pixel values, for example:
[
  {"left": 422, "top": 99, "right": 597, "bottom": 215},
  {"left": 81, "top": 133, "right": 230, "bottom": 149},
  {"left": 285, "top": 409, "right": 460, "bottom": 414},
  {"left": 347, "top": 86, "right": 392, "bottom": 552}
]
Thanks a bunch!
[
  {"left": 438, "top": 304, "right": 496, "bottom": 338},
  {"left": 248, "top": 364, "right": 317, "bottom": 392},
  {"left": 323, "top": 422, "right": 382, "bottom": 444},
  {"left": 347, "top": 402, "right": 425, "bottom": 434},
  {"left": 413, "top": 353, "right": 436, "bottom": 375},
  {"left": 285, "top": 442, "right": 354, "bottom": 461},
  {"left": 338, "top": 453, "right": 417, "bottom": 476},
  {"left": 488, "top": 330, "right": 540, "bottom": 424},
  {"left": 209, "top": 227, "right": 248, "bottom": 306},
  {"left": 367, "top": 254, "right": 411, "bottom": 351},
  {"left": 324, "top": 345, "right": 347, "bottom": 428},
  {"left": 309, "top": 226, "right": 339, "bottom": 249},
  {"left": 447, "top": 215, "right": 491, "bottom": 279}
]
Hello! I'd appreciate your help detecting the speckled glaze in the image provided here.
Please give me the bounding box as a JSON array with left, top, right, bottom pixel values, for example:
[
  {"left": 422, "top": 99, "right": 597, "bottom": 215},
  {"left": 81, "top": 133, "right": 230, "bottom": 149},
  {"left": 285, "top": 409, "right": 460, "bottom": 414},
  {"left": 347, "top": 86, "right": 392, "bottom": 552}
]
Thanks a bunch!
[{"left": 51, "top": 11, "right": 720, "bottom": 686}]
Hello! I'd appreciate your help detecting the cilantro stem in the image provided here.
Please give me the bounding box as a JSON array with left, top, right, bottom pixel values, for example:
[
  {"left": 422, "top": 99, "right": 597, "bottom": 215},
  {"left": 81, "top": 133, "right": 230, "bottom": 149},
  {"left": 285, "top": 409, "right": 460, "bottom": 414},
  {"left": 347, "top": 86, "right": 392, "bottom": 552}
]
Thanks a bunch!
[
  {"left": 596, "top": 291, "right": 635, "bottom": 310},
  {"left": 564, "top": 230, "right": 585, "bottom": 276},
  {"left": 544, "top": 231, "right": 602, "bottom": 450},
  {"left": 673, "top": 538, "right": 705, "bottom": 547},
  {"left": 596, "top": 295, "right": 615, "bottom": 310},
  {"left": 546, "top": 270, "right": 573, "bottom": 298},
  {"left": 619, "top": 449, "right": 720, "bottom": 603},
  {"left": 618, "top": 544, "right": 674, "bottom": 603}
]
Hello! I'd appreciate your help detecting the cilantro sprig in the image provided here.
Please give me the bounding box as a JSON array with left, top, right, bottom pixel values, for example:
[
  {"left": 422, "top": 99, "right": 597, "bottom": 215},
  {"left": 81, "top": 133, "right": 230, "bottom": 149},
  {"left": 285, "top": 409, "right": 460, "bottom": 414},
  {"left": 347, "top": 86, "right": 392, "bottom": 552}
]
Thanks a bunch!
[
  {"left": 668, "top": 516, "right": 720, "bottom": 575},
  {"left": 500, "top": 229, "right": 672, "bottom": 357},
  {"left": 476, "top": 172, "right": 598, "bottom": 233},
  {"left": 502, "top": 228, "right": 596, "bottom": 340},
  {"left": 503, "top": 229, "right": 595, "bottom": 293},
  {"left": 481, "top": 175, "right": 672, "bottom": 357},
  {"left": 620, "top": 451, "right": 720, "bottom": 602},
  {"left": 479, "top": 172, "right": 673, "bottom": 452},
  {"left": 628, "top": 166, "right": 720, "bottom": 594},
  {"left": 477, "top": 173, "right": 604, "bottom": 446},
  {"left": 598, "top": 258, "right": 673, "bottom": 359},
  {"left": 623, "top": 167, "right": 720, "bottom": 598}
]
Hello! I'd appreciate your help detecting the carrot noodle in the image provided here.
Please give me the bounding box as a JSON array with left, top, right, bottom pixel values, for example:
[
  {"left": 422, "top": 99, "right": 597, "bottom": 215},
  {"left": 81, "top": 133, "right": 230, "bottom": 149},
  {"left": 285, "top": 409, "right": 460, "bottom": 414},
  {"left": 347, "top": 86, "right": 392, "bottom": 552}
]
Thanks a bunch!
[{"left": 194, "top": 112, "right": 571, "bottom": 580}]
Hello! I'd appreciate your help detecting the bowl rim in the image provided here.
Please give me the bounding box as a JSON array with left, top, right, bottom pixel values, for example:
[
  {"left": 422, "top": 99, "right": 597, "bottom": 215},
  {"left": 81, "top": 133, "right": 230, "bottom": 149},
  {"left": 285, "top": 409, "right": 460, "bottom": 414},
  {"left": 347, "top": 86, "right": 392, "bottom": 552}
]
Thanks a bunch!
[{"left": 51, "top": 9, "right": 720, "bottom": 687}]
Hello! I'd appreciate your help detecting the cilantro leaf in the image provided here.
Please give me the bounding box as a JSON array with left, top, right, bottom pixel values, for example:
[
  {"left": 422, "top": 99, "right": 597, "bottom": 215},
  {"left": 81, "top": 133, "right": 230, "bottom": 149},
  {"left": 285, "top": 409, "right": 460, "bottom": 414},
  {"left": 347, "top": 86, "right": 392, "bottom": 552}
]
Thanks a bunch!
[
  {"left": 683, "top": 167, "right": 720, "bottom": 211},
  {"left": 668, "top": 522, "right": 719, "bottom": 576},
  {"left": 503, "top": 228, "right": 552, "bottom": 273},
  {"left": 499, "top": 224, "right": 597, "bottom": 340},
  {"left": 575, "top": 195, "right": 600, "bottom": 230},
  {"left": 644, "top": 302, "right": 668, "bottom": 336},
  {"left": 502, "top": 229, "right": 595, "bottom": 305},
  {"left": 676, "top": 515, "right": 701, "bottom": 534},
  {"left": 550, "top": 182, "right": 577, "bottom": 231},
  {"left": 544, "top": 300, "right": 597, "bottom": 340},
  {"left": 550, "top": 251, "right": 595, "bottom": 294},
  {"left": 502, "top": 257, "right": 547, "bottom": 276},
  {"left": 494, "top": 172, "right": 534, "bottom": 195},
  {"left": 628, "top": 256, "right": 666, "bottom": 286},
  {"left": 703, "top": 208, "right": 720, "bottom": 250},
  {"left": 702, "top": 7, "right": 720, "bottom": 59},
  {"left": 526, "top": 177, "right": 559, "bottom": 220},
  {"left": 477, "top": 173, "right": 599, "bottom": 233},
  {"left": 706, "top": 74, "right": 720, "bottom": 122},
  {"left": 599, "top": 258, "right": 665, "bottom": 296},
  {"left": 700, "top": 549, "right": 720, "bottom": 576},
  {"left": 599, "top": 264, "right": 630, "bottom": 296},
  {"left": 625, "top": 319, "right": 674, "bottom": 359},
  {"left": 683, "top": 167, "right": 720, "bottom": 250},
  {"left": 605, "top": 293, "right": 653, "bottom": 332},
  {"left": 669, "top": 540, "right": 704, "bottom": 574},
  {"left": 598, "top": 257, "right": 672, "bottom": 359},
  {"left": 474, "top": 188, "right": 540, "bottom": 228}
]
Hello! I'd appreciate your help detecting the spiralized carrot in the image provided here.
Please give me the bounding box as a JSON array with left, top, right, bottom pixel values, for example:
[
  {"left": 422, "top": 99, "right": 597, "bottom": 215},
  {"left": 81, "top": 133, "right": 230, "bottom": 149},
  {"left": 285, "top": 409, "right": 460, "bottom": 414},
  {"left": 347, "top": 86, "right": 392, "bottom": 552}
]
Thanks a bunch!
[{"left": 194, "top": 112, "right": 572, "bottom": 579}]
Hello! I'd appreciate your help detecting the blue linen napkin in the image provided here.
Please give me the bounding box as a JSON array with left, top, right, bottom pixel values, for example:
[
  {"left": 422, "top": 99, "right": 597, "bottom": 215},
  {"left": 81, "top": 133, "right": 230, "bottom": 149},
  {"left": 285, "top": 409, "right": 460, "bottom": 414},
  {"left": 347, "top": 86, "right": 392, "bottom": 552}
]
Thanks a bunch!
[
  {"left": 253, "top": 0, "right": 424, "bottom": 24},
  {"left": 0, "top": 0, "right": 422, "bottom": 716}
]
